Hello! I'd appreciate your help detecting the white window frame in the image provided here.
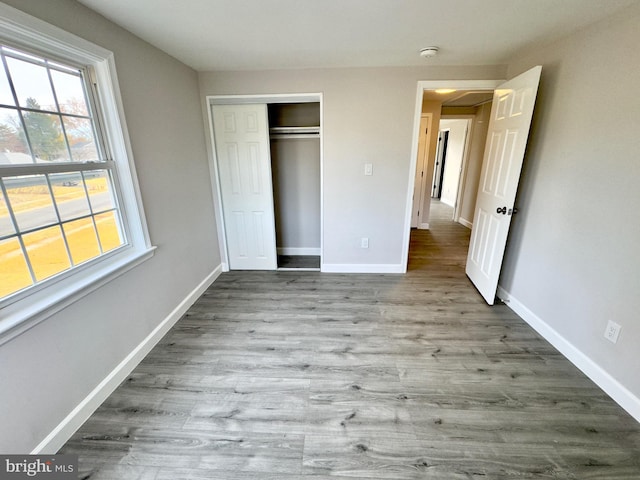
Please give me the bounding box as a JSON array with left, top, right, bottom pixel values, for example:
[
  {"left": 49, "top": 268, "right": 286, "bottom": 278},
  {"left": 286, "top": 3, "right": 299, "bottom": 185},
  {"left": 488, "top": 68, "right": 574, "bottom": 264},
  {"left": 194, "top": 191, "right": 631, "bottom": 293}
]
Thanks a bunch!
[{"left": 0, "top": 3, "right": 154, "bottom": 344}]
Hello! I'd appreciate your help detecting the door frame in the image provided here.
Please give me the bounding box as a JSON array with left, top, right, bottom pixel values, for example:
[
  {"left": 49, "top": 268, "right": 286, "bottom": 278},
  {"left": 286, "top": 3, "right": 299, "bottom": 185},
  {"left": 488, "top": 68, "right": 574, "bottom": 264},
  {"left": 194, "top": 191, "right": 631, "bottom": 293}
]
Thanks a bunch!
[
  {"left": 402, "top": 80, "right": 503, "bottom": 272},
  {"left": 205, "top": 93, "right": 324, "bottom": 271}
]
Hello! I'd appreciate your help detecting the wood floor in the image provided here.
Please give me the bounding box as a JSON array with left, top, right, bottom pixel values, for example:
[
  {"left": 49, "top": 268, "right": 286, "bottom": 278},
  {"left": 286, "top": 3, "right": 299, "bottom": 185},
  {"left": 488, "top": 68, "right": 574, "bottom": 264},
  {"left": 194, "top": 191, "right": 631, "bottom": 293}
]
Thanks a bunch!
[{"left": 61, "top": 201, "right": 640, "bottom": 479}]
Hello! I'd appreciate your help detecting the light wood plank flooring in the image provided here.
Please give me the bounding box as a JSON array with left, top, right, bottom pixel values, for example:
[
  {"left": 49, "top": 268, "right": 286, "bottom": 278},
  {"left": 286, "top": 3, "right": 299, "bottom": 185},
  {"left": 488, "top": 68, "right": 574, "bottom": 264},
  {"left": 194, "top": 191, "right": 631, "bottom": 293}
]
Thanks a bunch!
[{"left": 61, "top": 201, "right": 640, "bottom": 479}]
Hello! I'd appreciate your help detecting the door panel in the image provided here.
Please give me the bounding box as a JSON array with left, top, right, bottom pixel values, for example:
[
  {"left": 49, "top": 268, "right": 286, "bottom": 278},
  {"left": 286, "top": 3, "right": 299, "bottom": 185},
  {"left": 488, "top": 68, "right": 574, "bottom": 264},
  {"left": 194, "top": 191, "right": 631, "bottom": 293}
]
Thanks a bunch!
[
  {"left": 466, "top": 66, "right": 542, "bottom": 304},
  {"left": 212, "top": 104, "right": 277, "bottom": 270}
]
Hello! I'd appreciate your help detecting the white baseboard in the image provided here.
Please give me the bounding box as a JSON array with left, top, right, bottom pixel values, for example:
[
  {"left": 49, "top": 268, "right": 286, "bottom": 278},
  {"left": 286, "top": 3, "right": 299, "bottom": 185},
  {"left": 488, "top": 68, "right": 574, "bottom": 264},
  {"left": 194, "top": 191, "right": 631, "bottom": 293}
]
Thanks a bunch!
[
  {"left": 419, "top": 223, "right": 430, "bottom": 230},
  {"left": 277, "top": 247, "right": 321, "bottom": 256},
  {"left": 32, "top": 264, "right": 224, "bottom": 454},
  {"left": 321, "top": 263, "right": 404, "bottom": 274},
  {"left": 497, "top": 286, "right": 640, "bottom": 423},
  {"left": 458, "top": 217, "right": 472, "bottom": 229}
]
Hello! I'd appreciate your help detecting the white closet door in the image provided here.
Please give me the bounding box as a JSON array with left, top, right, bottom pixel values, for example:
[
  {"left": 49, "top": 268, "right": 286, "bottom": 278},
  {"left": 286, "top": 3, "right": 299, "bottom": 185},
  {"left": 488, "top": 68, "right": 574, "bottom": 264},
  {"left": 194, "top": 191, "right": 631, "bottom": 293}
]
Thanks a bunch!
[{"left": 211, "top": 104, "right": 277, "bottom": 270}]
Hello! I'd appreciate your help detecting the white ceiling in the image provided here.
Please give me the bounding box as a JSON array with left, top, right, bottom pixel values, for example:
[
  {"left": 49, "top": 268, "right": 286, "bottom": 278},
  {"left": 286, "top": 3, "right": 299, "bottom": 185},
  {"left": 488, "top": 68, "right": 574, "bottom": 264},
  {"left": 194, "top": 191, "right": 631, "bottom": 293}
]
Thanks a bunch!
[{"left": 77, "top": 0, "right": 636, "bottom": 71}]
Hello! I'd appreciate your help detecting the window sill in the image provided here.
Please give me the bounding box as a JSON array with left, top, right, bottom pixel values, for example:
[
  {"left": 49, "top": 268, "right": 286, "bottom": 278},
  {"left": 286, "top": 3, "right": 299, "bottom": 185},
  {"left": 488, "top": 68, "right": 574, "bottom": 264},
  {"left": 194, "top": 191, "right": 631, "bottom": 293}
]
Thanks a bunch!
[{"left": 0, "top": 246, "right": 156, "bottom": 346}]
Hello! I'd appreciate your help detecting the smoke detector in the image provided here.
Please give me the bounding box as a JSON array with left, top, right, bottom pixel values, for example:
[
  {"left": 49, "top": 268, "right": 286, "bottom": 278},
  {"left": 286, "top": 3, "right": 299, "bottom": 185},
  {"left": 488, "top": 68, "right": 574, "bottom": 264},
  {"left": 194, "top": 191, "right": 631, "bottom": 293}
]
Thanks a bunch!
[{"left": 419, "top": 47, "right": 439, "bottom": 58}]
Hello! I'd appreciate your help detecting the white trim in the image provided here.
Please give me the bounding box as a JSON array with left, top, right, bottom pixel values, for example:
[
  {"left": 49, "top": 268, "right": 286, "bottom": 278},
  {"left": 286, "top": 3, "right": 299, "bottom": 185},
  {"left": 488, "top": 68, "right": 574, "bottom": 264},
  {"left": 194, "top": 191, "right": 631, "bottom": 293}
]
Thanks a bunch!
[
  {"left": 31, "top": 265, "right": 223, "bottom": 454},
  {"left": 458, "top": 217, "right": 473, "bottom": 229},
  {"left": 207, "top": 93, "right": 322, "bottom": 105},
  {"left": 204, "top": 99, "right": 230, "bottom": 270},
  {"left": 402, "top": 79, "right": 503, "bottom": 273},
  {"left": 205, "top": 93, "right": 323, "bottom": 271},
  {"left": 0, "top": 3, "right": 111, "bottom": 64},
  {"left": 321, "top": 263, "right": 404, "bottom": 274},
  {"left": 497, "top": 286, "right": 640, "bottom": 423},
  {"left": 277, "top": 247, "right": 321, "bottom": 256},
  {"left": 420, "top": 222, "right": 430, "bottom": 230}
]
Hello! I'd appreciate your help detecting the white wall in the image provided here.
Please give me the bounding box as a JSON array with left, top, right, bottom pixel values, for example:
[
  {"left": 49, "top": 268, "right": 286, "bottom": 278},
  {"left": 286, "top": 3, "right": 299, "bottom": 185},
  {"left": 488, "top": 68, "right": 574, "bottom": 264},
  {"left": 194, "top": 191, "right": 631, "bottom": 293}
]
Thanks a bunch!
[
  {"left": 0, "top": 0, "right": 218, "bottom": 452},
  {"left": 499, "top": 3, "right": 640, "bottom": 416},
  {"left": 438, "top": 119, "right": 468, "bottom": 207},
  {"left": 200, "top": 66, "right": 505, "bottom": 271}
]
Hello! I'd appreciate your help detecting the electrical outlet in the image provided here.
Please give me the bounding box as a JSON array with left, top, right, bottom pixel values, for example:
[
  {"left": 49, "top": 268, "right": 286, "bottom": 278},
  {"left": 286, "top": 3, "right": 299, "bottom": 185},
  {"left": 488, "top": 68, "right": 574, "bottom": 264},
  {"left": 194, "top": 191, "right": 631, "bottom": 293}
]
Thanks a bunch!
[
  {"left": 604, "top": 320, "right": 621, "bottom": 344},
  {"left": 364, "top": 163, "right": 373, "bottom": 176},
  {"left": 361, "top": 237, "right": 369, "bottom": 248}
]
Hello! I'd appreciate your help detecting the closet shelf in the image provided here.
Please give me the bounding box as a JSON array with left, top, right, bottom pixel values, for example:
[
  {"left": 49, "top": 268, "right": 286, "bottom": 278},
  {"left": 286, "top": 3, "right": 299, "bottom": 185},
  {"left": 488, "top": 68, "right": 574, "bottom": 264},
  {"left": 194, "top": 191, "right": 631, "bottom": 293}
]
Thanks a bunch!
[{"left": 269, "top": 126, "right": 320, "bottom": 136}]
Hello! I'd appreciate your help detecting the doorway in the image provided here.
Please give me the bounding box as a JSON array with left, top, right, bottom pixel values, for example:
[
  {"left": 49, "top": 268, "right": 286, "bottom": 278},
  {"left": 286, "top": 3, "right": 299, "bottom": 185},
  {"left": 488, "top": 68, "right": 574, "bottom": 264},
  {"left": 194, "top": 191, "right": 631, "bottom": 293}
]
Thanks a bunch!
[
  {"left": 404, "top": 68, "right": 542, "bottom": 305},
  {"left": 432, "top": 129, "right": 449, "bottom": 200},
  {"left": 432, "top": 118, "right": 473, "bottom": 222},
  {"left": 403, "top": 80, "right": 502, "bottom": 269}
]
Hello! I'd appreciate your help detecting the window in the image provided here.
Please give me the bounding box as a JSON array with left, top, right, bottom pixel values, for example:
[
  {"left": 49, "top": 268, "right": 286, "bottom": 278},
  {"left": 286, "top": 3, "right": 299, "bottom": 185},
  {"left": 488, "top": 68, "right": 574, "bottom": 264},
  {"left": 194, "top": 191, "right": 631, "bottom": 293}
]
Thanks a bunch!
[
  {"left": 0, "top": 44, "right": 125, "bottom": 299},
  {"left": 0, "top": 5, "right": 153, "bottom": 341}
]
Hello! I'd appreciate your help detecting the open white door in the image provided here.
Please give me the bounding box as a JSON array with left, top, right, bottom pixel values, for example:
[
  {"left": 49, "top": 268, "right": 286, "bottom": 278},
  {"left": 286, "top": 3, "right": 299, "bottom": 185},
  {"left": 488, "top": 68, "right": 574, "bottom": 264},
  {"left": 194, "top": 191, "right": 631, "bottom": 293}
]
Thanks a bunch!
[
  {"left": 211, "top": 104, "right": 277, "bottom": 270},
  {"left": 466, "top": 66, "right": 542, "bottom": 304}
]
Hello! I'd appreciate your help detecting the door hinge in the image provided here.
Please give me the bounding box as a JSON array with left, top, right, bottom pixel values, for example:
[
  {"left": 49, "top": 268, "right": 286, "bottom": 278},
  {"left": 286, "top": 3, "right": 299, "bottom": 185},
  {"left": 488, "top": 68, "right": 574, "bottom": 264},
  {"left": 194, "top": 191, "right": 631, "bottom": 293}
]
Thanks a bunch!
[{"left": 421, "top": 171, "right": 423, "bottom": 178}]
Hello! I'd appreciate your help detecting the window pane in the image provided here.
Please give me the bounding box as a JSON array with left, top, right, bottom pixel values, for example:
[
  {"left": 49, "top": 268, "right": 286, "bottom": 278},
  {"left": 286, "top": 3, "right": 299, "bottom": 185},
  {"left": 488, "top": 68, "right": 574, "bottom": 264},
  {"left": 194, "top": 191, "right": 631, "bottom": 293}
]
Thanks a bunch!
[
  {"left": 95, "top": 211, "right": 123, "bottom": 253},
  {"left": 50, "top": 69, "right": 87, "bottom": 116},
  {"left": 0, "top": 184, "right": 15, "bottom": 237},
  {"left": 5, "top": 57, "right": 56, "bottom": 111},
  {"left": 0, "top": 107, "right": 31, "bottom": 163},
  {"left": 23, "top": 111, "right": 69, "bottom": 162},
  {"left": 7, "top": 57, "right": 58, "bottom": 112},
  {"left": 0, "top": 237, "right": 33, "bottom": 297},
  {"left": 0, "top": 65, "right": 15, "bottom": 106},
  {"left": 6, "top": 175, "right": 58, "bottom": 232},
  {"left": 23, "top": 225, "right": 70, "bottom": 281},
  {"left": 85, "top": 170, "right": 116, "bottom": 213},
  {"left": 63, "top": 117, "right": 99, "bottom": 162},
  {"left": 63, "top": 217, "right": 100, "bottom": 265},
  {"left": 49, "top": 172, "right": 90, "bottom": 221}
]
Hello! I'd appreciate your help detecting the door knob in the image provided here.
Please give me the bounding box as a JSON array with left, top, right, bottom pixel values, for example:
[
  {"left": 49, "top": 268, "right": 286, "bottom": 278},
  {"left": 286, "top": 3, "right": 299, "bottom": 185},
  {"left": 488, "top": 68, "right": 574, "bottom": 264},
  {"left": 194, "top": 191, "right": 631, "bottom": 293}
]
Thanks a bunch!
[{"left": 496, "top": 206, "right": 507, "bottom": 215}]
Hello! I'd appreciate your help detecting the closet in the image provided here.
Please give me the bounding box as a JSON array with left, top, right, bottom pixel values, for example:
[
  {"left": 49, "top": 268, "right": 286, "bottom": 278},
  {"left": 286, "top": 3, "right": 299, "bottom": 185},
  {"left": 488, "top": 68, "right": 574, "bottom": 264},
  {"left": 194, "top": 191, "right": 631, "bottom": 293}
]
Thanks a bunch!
[
  {"left": 210, "top": 98, "right": 321, "bottom": 271},
  {"left": 268, "top": 103, "right": 321, "bottom": 270}
]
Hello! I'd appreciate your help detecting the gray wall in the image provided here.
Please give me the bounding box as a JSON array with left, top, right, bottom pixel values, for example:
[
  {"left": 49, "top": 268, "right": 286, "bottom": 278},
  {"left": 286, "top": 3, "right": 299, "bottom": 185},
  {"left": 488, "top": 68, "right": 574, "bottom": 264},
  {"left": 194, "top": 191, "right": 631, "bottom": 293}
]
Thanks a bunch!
[
  {"left": 200, "top": 65, "right": 505, "bottom": 268},
  {"left": 500, "top": 4, "right": 640, "bottom": 400},
  {"left": 271, "top": 137, "right": 321, "bottom": 250},
  {"left": 0, "top": 0, "right": 218, "bottom": 452}
]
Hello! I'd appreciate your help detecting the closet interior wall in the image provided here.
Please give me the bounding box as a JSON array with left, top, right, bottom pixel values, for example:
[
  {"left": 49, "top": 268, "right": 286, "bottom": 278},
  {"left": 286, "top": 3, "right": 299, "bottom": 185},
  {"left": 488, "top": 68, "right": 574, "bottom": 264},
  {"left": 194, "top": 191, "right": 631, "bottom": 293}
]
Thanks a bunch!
[{"left": 268, "top": 103, "right": 321, "bottom": 269}]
